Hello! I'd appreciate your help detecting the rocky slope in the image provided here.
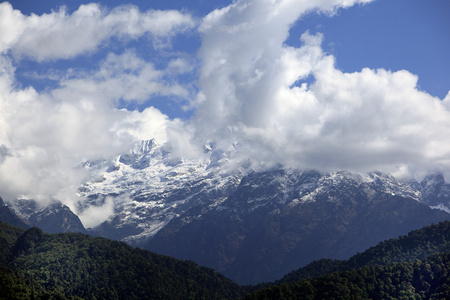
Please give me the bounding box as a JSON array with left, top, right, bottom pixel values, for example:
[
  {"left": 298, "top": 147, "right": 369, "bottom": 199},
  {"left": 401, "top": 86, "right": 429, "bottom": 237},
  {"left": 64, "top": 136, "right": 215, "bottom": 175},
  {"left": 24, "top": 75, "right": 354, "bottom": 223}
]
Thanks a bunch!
[{"left": 146, "top": 169, "right": 450, "bottom": 284}]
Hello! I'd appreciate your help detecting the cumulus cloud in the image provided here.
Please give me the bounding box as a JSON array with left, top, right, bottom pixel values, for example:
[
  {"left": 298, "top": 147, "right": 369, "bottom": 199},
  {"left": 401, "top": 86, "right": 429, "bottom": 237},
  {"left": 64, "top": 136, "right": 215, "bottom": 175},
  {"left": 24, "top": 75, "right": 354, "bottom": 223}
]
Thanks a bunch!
[
  {"left": 112, "top": 107, "right": 174, "bottom": 144},
  {"left": 0, "top": 2, "right": 193, "bottom": 210},
  {"left": 0, "top": 2, "right": 195, "bottom": 61},
  {"left": 0, "top": 58, "right": 180, "bottom": 205},
  {"left": 192, "top": 0, "right": 450, "bottom": 178},
  {"left": 194, "top": 0, "right": 372, "bottom": 132}
]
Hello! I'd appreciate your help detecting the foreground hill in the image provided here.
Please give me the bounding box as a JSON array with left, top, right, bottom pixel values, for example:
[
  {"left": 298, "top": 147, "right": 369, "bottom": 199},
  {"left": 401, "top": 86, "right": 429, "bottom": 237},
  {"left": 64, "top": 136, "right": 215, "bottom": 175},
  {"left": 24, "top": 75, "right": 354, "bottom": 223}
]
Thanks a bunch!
[
  {"left": 248, "top": 221, "right": 450, "bottom": 299},
  {"left": 278, "top": 220, "right": 450, "bottom": 285},
  {"left": 0, "top": 221, "right": 246, "bottom": 299},
  {"left": 2, "top": 220, "right": 450, "bottom": 299},
  {"left": 246, "top": 253, "right": 450, "bottom": 299}
]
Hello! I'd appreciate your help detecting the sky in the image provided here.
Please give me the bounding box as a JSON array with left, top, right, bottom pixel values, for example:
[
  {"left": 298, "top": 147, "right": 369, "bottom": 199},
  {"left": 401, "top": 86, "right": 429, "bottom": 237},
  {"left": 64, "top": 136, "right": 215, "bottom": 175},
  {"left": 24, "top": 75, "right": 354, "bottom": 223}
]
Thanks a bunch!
[{"left": 0, "top": 0, "right": 449, "bottom": 208}]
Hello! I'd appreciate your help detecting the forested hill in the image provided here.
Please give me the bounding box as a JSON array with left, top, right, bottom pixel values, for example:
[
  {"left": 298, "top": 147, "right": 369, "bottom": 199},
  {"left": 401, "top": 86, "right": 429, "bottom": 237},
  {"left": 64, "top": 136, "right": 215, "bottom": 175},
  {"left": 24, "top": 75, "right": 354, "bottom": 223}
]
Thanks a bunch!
[
  {"left": 277, "top": 220, "right": 450, "bottom": 285},
  {"left": 246, "top": 221, "right": 450, "bottom": 299},
  {"left": 3, "top": 220, "right": 450, "bottom": 299},
  {"left": 245, "top": 253, "right": 450, "bottom": 299},
  {"left": 0, "top": 221, "right": 247, "bottom": 299}
]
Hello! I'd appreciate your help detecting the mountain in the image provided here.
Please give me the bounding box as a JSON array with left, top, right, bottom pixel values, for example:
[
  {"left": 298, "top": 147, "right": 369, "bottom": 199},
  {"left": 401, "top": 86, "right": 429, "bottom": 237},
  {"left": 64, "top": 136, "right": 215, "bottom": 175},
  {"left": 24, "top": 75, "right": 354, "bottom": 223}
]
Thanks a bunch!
[
  {"left": 420, "top": 172, "right": 450, "bottom": 212},
  {"left": 78, "top": 139, "right": 243, "bottom": 245},
  {"left": 0, "top": 197, "right": 29, "bottom": 229},
  {"left": 6, "top": 140, "right": 450, "bottom": 284},
  {"left": 1, "top": 196, "right": 86, "bottom": 234},
  {"left": 0, "top": 221, "right": 247, "bottom": 299},
  {"left": 75, "top": 140, "right": 450, "bottom": 284},
  {"left": 9, "top": 199, "right": 86, "bottom": 234},
  {"left": 146, "top": 169, "right": 449, "bottom": 284}
]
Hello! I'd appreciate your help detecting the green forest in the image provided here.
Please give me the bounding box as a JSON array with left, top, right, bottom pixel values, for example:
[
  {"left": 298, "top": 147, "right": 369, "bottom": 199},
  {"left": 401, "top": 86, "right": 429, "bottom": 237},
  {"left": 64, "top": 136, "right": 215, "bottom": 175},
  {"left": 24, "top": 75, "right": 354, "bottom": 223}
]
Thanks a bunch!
[
  {"left": 0, "top": 222, "right": 247, "bottom": 299},
  {"left": 277, "top": 220, "right": 450, "bottom": 285},
  {"left": 246, "top": 253, "right": 450, "bottom": 299},
  {"left": 2, "top": 220, "right": 450, "bottom": 299}
]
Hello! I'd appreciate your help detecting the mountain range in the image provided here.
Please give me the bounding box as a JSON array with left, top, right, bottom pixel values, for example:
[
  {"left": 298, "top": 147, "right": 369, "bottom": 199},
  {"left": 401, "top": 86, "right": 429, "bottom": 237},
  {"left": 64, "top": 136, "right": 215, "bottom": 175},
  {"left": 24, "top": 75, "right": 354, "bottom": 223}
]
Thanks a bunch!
[{"left": 2, "top": 139, "right": 450, "bottom": 284}]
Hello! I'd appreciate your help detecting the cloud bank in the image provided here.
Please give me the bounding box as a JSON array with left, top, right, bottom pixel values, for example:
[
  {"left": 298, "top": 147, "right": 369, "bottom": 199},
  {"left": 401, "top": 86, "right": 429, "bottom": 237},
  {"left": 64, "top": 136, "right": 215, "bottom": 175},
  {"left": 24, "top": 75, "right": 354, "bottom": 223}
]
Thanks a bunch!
[
  {"left": 0, "top": 0, "right": 450, "bottom": 221},
  {"left": 0, "top": 2, "right": 191, "bottom": 208},
  {"left": 192, "top": 0, "right": 450, "bottom": 178}
]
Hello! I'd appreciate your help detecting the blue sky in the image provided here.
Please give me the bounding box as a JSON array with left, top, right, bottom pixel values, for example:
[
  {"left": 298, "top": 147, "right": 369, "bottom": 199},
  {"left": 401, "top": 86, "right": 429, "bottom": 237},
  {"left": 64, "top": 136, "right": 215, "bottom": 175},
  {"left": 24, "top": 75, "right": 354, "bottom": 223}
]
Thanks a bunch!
[
  {"left": 1, "top": 0, "right": 450, "bottom": 204},
  {"left": 295, "top": 0, "right": 449, "bottom": 98},
  {"left": 10, "top": 0, "right": 450, "bottom": 103}
]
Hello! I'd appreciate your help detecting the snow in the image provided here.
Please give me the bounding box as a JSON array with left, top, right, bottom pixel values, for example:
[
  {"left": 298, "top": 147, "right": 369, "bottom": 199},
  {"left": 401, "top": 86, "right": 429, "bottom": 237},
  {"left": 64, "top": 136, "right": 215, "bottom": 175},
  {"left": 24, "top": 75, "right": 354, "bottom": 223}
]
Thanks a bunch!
[
  {"left": 430, "top": 204, "right": 450, "bottom": 214},
  {"left": 76, "top": 139, "right": 450, "bottom": 247},
  {"left": 77, "top": 140, "right": 244, "bottom": 245}
]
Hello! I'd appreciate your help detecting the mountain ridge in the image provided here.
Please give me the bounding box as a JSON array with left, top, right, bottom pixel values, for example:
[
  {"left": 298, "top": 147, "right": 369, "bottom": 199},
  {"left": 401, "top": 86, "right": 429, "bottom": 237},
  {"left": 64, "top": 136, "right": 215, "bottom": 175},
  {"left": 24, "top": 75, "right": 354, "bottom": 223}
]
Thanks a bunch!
[
  {"left": 5, "top": 140, "right": 450, "bottom": 284},
  {"left": 79, "top": 140, "right": 450, "bottom": 247}
]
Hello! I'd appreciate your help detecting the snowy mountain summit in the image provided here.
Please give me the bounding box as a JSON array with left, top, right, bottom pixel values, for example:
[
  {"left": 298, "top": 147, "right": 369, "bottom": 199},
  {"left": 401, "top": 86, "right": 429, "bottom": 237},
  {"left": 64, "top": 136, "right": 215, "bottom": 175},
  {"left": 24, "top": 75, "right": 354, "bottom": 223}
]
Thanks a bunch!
[
  {"left": 77, "top": 140, "right": 450, "bottom": 248},
  {"left": 77, "top": 139, "right": 244, "bottom": 245}
]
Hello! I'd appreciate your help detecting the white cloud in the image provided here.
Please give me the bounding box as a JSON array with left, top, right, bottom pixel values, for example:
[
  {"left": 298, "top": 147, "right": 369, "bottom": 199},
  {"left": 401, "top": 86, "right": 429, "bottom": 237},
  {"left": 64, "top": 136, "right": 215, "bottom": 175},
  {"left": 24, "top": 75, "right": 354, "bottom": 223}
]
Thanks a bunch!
[
  {"left": 0, "top": 2, "right": 25, "bottom": 53},
  {"left": 192, "top": 0, "right": 450, "bottom": 178},
  {"left": 0, "top": 59, "right": 183, "bottom": 207},
  {"left": 78, "top": 196, "right": 115, "bottom": 228},
  {"left": 0, "top": 51, "right": 185, "bottom": 203},
  {"left": 0, "top": 2, "right": 195, "bottom": 61},
  {"left": 0, "top": 2, "right": 193, "bottom": 214},
  {"left": 52, "top": 50, "right": 191, "bottom": 107},
  {"left": 194, "top": 0, "right": 372, "bottom": 131},
  {"left": 112, "top": 106, "right": 174, "bottom": 144}
]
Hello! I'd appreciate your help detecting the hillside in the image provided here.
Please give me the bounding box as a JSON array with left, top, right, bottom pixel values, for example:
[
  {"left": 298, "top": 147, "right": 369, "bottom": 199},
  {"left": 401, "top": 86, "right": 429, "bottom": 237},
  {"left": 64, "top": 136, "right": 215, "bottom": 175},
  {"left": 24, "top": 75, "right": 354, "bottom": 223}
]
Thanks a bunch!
[
  {"left": 277, "top": 220, "right": 450, "bottom": 285},
  {"left": 2, "top": 220, "right": 450, "bottom": 299},
  {"left": 0, "top": 221, "right": 246, "bottom": 299},
  {"left": 246, "top": 253, "right": 450, "bottom": 299},
  {"left": 248, "top": 221, "right": 450, "bottom": 299}
]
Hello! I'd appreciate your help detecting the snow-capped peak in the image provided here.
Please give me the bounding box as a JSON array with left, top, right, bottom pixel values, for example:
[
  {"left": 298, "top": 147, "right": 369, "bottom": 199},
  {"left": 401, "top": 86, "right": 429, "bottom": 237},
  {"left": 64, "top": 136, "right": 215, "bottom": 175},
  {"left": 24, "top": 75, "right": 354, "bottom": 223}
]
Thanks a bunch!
[
  {"left": 76, "top": 139, "right": 244, "bottom": 245},
  {"left": 75, "top": 140, "right": 450, "bottom": 247},
  {"left": 130, "top": 139, "right": 157, "bottom": 156}
]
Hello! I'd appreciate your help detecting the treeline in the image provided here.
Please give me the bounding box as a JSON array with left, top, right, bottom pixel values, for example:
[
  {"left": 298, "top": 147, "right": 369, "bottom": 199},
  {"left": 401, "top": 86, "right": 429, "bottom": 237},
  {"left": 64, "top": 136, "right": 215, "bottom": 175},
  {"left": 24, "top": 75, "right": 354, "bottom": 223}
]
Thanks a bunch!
[
  {"left": 277, "top": 221, "right": 450, "bottom": 285},
  {"left": 245, "top": 253, "right": 450, "bottom": 299},
  {"left": 248, "top": 221, "right": 450, "bottom": 299},
  {"left": 0, "top": 222, "right": 247, "bottom": 299}
]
